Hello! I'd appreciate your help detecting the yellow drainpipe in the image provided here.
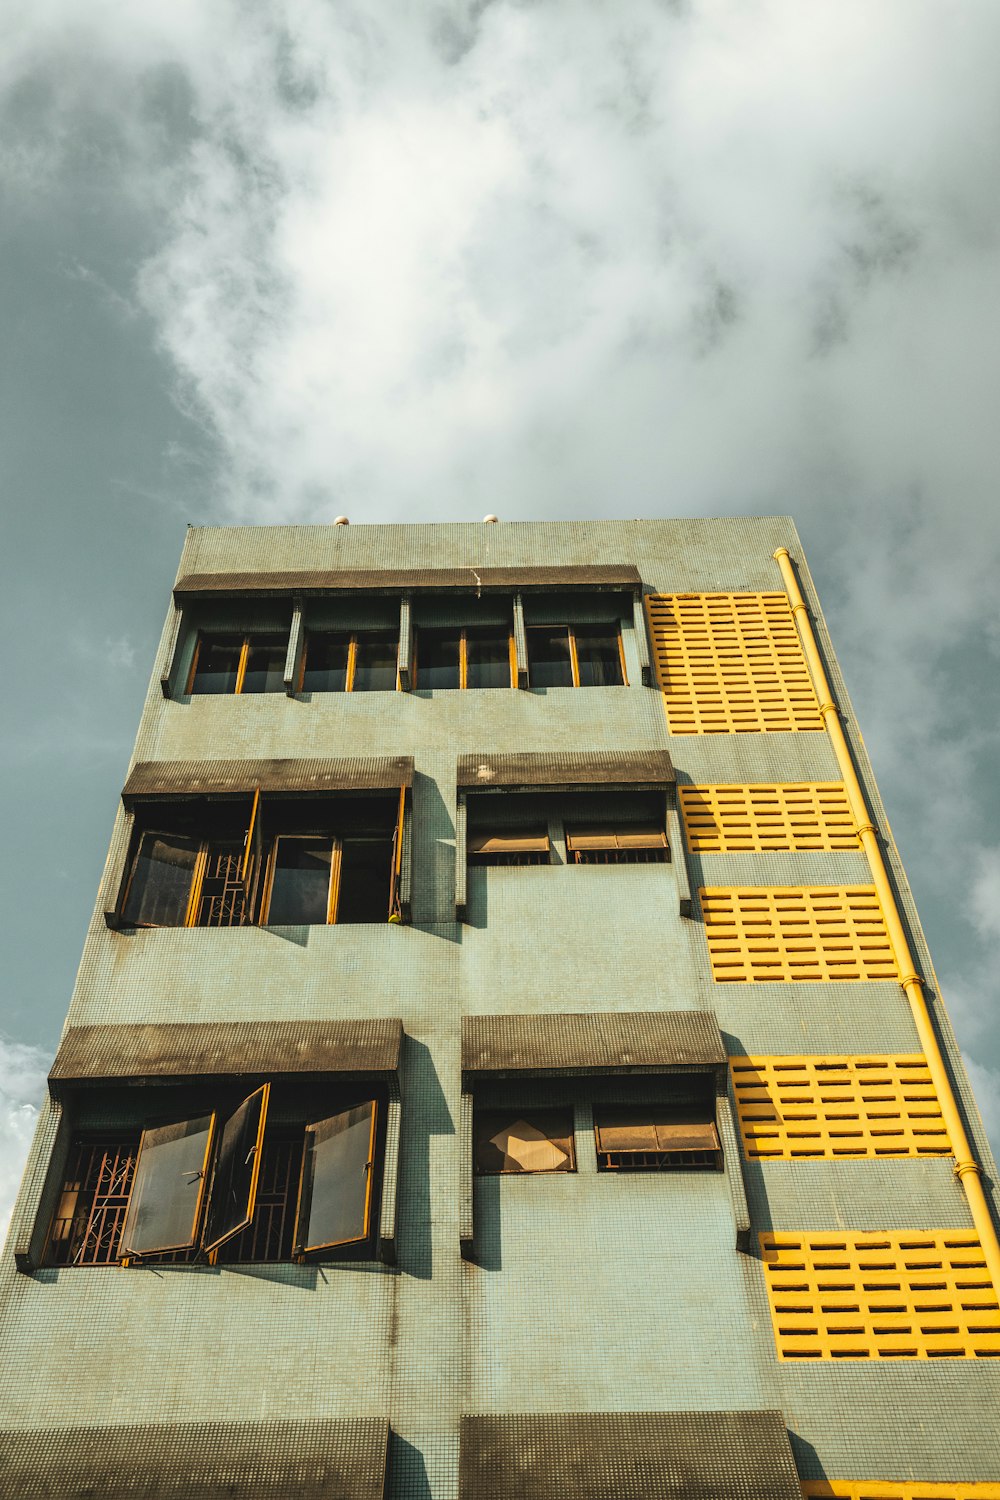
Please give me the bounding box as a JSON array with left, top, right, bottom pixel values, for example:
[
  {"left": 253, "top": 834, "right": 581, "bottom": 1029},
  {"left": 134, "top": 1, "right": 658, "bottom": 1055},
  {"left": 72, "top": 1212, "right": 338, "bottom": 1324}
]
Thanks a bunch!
[{"left": 773, "top": 546, "right": 1000, "bottom": 1291}]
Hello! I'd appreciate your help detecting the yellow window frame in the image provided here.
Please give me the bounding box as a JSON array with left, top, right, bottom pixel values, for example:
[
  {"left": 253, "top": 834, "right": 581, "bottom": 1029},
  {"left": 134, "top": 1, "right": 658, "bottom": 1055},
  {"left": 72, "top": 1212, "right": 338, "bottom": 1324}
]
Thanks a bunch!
[
  {"left": 119, "top": 1112, "right": 217, "bottom": 1260},
  {"left": 260, "top": 834, "right": 342, "bottom": 925},
  {"left": 526, "top": 623, "right": 628, "bottom": 687},
  {"left": 186, "top": 634, "right": 256, "bottom": 695},
  {"left": 411, "top": 627, "right": 517, "bottom": 690},
  {"left": 293, "top": 1099, "right": 379, "bottom": 1254}
]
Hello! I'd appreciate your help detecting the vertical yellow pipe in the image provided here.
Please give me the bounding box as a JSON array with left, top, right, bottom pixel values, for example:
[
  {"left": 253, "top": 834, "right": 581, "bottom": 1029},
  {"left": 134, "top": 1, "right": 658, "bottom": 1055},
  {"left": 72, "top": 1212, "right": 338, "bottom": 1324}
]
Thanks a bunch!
[{"left": 773, "top": 547, "right": 1000, "bottom": 1291}]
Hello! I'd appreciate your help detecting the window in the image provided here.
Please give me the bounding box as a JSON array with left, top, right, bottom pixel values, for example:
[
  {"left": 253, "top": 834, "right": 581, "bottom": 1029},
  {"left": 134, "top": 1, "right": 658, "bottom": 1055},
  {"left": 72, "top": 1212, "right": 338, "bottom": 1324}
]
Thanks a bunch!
[
  {"left": 474, "top": 1109, "right": 576, "bottom": 1174},
  {"left": 187, "top": 634, "right": 286, "bottom": 695},
  {"left": 413, "top": 626, "right": 515, "bottom": 690},
  {"left": 467, "top": 829, "right": 550, "bottom": 867},
  {"left": 526, "top": 624, "right": 625, "bottom": 687},
  {"left": 300, "top": 631, "right": 398, "bottom": 692},
  {"left": 46, "top": 1089, "right": 381, "bottom": 1266},
  {"left": 565, "top": 825, "right": 667, "bottom": 865},
  {"left": 116, "top": 793, "right": 404, "bottom": 928},
  {"left": 594, "top": 1101, "right": 721, "bottom": 1172}
]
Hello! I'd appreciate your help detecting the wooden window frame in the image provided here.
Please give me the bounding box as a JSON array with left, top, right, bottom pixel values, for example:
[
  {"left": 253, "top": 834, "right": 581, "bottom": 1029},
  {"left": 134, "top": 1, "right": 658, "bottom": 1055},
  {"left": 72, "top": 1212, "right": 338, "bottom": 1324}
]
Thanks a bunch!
[
  {"left": 185, "top": 634, "right": 285, "bottom": 696},
  {"left": 525, "top": 623, "right": 628, "bottom": 688},
  {"left": 293, "top": 1100, "right": 379, "bottom": 1255},
  {"left": 298, "top": 631, "right": 400, "bottom": 693},
  {"left": 259, "top": 834, "right": 342, "bottom": 926},
  {"left": 411, "top": 626, "right": 517, "bottom": 690}
]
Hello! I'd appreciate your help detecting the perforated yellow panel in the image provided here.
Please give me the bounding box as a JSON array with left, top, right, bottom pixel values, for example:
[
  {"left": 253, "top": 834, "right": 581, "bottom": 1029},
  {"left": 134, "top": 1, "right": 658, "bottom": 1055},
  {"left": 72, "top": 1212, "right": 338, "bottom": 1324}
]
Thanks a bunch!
[
  {"left": 680, "top": 783, "right": 857, "bottom": 852},
  {"left": 802, "top": 1486, "right": 1000, "bottom": 1499},
  {"left": 701, "top": 886, "right": 897, "bottom": 983},
  {"left": 730, "top": 1055, "right": 950, "bottom": 1158},
  {"left": 761, "top": 1230, "right": 1000, "bottom": 1360},
  {"left": 646, "top": 592, "right": 823, "bottom": 734}
]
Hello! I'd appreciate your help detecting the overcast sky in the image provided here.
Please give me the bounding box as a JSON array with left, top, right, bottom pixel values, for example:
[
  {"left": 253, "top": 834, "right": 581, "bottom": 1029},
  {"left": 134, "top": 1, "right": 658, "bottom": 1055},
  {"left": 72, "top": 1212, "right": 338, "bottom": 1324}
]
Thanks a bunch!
[{"left": 2, "top": 0, "right": 999, "bottom": 1224}]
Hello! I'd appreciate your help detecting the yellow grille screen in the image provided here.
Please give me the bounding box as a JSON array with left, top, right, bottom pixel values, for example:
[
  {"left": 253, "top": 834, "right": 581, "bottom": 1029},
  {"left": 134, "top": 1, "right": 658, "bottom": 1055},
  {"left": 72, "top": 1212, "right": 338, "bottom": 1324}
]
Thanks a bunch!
[
  {"left": 802, "top": 1486, "right": 1000, "bottom": 1499},
  {"left": 646, "top": 592, "right": 822, "bottom": 734},
  {"left": 761, "top": 1231, "right": 1000, "bottom": 1360},
  {"left": 680, "top": 783, "right": 857, "bottom": 852},
  {"left": 701, "top": 886, "right": 897, "bottom": 983},
  {"left": 730, "top": 1056, "right": 950, "bottom": 1158}
]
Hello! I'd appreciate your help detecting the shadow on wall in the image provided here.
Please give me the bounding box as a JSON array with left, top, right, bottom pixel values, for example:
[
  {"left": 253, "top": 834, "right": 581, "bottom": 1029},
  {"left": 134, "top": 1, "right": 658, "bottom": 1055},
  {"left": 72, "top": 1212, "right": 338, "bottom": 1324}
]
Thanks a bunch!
[
  {"left": 723, "top": 1028, "right": 773, "bottom": 1243},
  {"left": 388, "top": 1433, "right": 434, "bottom": 1499},
  {"left": 399, "top": 1035, "right": 454, "bottom": 1281},
  {"left": 412, "top": 771, "right": 462, "bottom": 940}
]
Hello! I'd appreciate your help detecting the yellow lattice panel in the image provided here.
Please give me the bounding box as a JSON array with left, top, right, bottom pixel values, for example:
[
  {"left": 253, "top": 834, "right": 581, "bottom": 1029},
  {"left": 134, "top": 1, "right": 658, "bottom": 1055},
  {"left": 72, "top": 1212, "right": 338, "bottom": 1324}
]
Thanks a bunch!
[
  {"left": 646, "top": 592, "right": 823, "bottom": 734},
  {"left": 761, "top": 1230, "right": 1000, "bottom": 1360},
  {"left": 802, "top": 1487, "right": 1000, "bottom": 1499},
  {"left": 701, "top": 886, "right": 897, "bottom": 982},
  {"left": 730, "top": 1055, "right": 950, "bottom": 1158},
  {"left": 680, "top": 783, "right": 857, "bottom": 852}
]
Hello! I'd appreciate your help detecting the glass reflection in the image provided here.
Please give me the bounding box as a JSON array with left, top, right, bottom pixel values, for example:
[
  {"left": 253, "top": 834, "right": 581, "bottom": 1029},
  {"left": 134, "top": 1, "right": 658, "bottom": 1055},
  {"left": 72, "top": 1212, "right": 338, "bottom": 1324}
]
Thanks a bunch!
[
  {"left": 119, "top": 1115, "right": 214, "bottom": 1254},
  {"left": 124, "top": 833, "right": 199, "bottom": 926},
  {"left": 301, "top": 633, "right": 350, "bottom": 693},
  {"left": 190, "top": 636, "right": 242, "bottom": 694},
  {"left": 352, "top": 634, "right": 398, "bottom": 692},
  {"left": 574, "top": 627, "right": 623, "bottom": 686},
  {"left": 241, "top": 640, "right": 286, "bottom": 693},
  {"left": 417, "top": 630, "right": 461, "bottom": 690},
  {"left": 265, "top": 838, "right": 334, "bottom": 925},
  {"left": 297, "top": 1102, "right": 376, "bottom": 1252},
  {"left": 466, "top": 629, "right": 511, "bottom": 689},
  {"left": 202, "top": 1087, "right": 268, "bottom": 1252},
  {"left": 526, "top": 628, "right": 573, "bottom": 687}
]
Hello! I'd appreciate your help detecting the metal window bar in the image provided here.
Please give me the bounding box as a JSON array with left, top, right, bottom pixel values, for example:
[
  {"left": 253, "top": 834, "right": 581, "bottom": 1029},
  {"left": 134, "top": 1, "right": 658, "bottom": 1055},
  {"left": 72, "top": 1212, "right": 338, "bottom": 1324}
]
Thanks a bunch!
[
  {"left": 598, "top": 1148, "right": 721, "bottom": 1172},
  {"left": 47, "top": 1138, "right": 137, "bottom": 1267},
  {"left": 194, "top": 847, "right": 249, "bottom": 927},
  {"left": 570, "top": 848, "right": 668, "bottom": 866},
  {"left": 217, "top": 1136, "right": 303, "bottom": 1263}
]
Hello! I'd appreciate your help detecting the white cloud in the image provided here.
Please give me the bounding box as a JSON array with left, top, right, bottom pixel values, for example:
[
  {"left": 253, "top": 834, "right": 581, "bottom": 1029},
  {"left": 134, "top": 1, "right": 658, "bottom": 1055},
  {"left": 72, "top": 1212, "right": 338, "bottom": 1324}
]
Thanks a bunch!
[{"left": 0, "top": 1038, "right": 49, "bottom": 1240}]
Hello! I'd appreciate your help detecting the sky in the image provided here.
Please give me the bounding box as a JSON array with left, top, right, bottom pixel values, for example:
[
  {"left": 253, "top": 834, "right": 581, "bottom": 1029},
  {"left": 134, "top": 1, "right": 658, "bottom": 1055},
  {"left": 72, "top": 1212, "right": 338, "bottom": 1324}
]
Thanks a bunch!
[{"left": 1, "top": 0, "right": 999, "bottom": 1228}]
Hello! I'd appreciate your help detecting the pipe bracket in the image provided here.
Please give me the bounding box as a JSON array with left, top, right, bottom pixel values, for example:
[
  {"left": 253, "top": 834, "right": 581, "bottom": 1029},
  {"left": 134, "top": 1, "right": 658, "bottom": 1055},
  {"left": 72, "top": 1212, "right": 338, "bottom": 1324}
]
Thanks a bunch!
[
  {"left": 954, "top": 1159, "right": 983, "bottom": 1182},
  {"left": 898, "top": 971, "right": 924, "bottom": 990},
  {"left": 855, "top": 823, "right": 878, "bottom": 839}
]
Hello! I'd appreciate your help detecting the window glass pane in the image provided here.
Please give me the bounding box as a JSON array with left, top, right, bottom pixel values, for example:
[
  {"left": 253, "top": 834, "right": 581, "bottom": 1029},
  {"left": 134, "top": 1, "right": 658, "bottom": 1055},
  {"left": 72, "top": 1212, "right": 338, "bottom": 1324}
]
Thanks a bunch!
[
  {"left": 474, "top": 1109, "right": 576, "bottom": 1174},
  {"left": 465, "top": 628, "right": 511, "bottom": 689},
  {"left": 297, "top": 1102, "right": 376, "bottom": 1252},
  {"left": 123, "top": 833, "right": 199, "bottom": 926},
  {"left": 216, "top": 1135, "right": 303, "bottom": 1264},
  {"left": 266, "top": 837, "right": 333, "bottom": 924},
  {"left": 119, "top": 1115, "right": 214, "bottom": 1255},
  {"left": 352, "top": 633, "right": 397, "bottom": 692},
  {"left": 336, "top": 836, "right": 393, "bottom": 923},
  {"left": 416, "top": 630, "right": 461, "bottom": 690},
  {"left": 202, "top": 1087, "right": 269, "bottom": 1253},
  {"left": 241, "top": 638, "right": 286, "bottom": 694},
  {"left": 301, "top": 633, "right": 350, "bottom": 693},
  {"left": 526, "top": 628, "right": 573, "bottom": 687},
  {"left": 573, "top": 626, "right": 624, "bottom": 686},
  {"left": 190, "top": 636, "right": 242, "bottom": 694}
]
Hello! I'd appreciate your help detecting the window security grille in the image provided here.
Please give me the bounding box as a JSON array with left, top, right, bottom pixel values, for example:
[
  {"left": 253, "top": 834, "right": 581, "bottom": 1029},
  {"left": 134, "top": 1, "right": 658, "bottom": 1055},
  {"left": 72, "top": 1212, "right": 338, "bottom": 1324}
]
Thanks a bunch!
[
  {"left": 730, "top": 1055, "right": 950, "bottom": 1159},
  {"left": 701, "top": 886, "right": 897, "bottom": 983},
  {"left": 680, "top": 783, "right": 857, "bottom": 853},
  {"left": 196, "top": 847, "right": 249, "bottom": 927},
  {"left": 46, "top": 1139, "right": 138, "bottom": 1267},
  {"left": 760, "top": 1231, "right": 1000, "bottom": 1360},
  {"left": 646, "top": 592, "right": 823, "bottom": 735},
  {"left": 565, "top": 828, "right": 667, "bottom": 866}
]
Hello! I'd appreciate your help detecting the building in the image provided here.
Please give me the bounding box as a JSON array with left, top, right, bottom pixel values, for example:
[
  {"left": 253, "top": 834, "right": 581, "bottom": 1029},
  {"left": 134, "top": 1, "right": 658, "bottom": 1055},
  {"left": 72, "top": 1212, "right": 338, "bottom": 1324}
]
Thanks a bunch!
[{"left": 2, "top": 516, "right": 998, "bottom": 1499}]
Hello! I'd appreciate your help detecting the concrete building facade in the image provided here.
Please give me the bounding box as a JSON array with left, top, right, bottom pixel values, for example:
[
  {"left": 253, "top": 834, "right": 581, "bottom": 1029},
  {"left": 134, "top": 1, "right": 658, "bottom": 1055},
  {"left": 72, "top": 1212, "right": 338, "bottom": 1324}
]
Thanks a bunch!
[{"left": 1, "top": 516, "right": 998, "bottom": 1498}]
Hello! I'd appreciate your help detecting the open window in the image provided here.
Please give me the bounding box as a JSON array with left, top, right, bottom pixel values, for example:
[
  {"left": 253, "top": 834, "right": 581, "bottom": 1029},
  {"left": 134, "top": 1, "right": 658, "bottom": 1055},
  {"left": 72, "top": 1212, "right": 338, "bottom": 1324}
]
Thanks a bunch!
[
  {"left": 525, "top": 623, "right": 626, "bottom": 687},
  {"left": 187, "top": 633, "right": 286, "bottom": 695},
  {"left": 300, "top": 631, "right": 398, "bottom": 692},
  {"left": 413, "top": 626, "right": 515, "bottom": 690},
  {"left": 594, "top": 1076, "right": 722, "bottom": 1172},
  {"left": 474, "top": 1109, "right": 576, "bottom": 1175},
  {"left": 467, "top": 829, "right": 550, "bottom": 867},
  {"left": 111, "top": 783, "right": 408, "bottom": 929},
  {"left": 45, "top": 1086, "right": 384, "bottom": 1266}
]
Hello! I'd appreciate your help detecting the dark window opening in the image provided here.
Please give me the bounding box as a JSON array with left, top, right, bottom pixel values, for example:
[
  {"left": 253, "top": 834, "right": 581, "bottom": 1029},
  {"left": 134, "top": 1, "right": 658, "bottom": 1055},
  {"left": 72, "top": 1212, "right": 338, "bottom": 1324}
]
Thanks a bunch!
[
  {"left": 352, "top": 633, "right": 398, "bottom": 692},
  {"left": 47, "top": 1088, "right": 384, "bottom": 1267},
  {"left": 299, "top": 631, "right": 398, "bottom": 692},
  {"left": 413, "top": 626, "right": 513, "bottom": 690},
  {"left": 117, "top": 793, "right": 403, "bottom": 929},
  {"left": 188, "top": 634, "right": 286, "bottom": 695},
  {"left": 526, "top": 623, "right": 625, "bottom": 688},
  {"left": 595, "top": 1082, "right": 721, "bottom": 1172},
  {"left": 474, "top": 1109, "right": 576, "bottom": 1175}
]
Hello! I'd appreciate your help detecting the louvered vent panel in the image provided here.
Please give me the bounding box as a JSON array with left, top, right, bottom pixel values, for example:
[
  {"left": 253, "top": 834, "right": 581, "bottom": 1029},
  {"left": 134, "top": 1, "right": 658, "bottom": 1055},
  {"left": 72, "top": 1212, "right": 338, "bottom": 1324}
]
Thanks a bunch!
[
  {"left": 681, "top": 783, "right": 857, "bottom": 852},
  {"left": 761, "top": 1231, "right": 1000, "bottom": 1360},
  {"left": 646, "top": 593, "right": 823, "bottom": 734},
  {"left": 701, "top": 887, "right": 897, "bottom": 983},
  {"left": 730, "top": 1055, "right": 950, "bottom": 1158},
  {"left": 802, "top": 1486, "right": 1000, "bottom": 1499}
]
